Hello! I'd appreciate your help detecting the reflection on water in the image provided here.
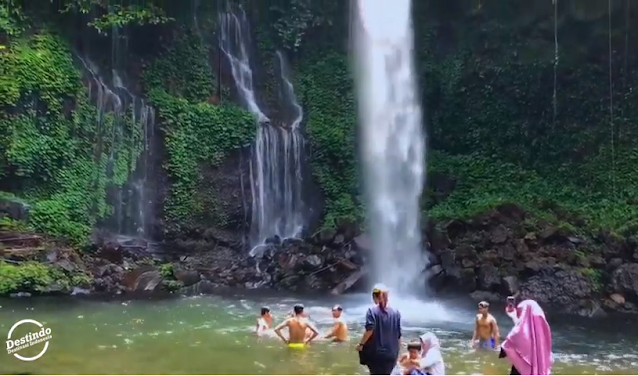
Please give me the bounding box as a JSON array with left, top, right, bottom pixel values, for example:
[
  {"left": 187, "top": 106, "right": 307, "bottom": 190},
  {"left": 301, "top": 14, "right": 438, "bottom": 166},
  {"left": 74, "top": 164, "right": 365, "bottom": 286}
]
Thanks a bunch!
[{"left": 0, "top": 293, "right": 636, "bottom": 375}]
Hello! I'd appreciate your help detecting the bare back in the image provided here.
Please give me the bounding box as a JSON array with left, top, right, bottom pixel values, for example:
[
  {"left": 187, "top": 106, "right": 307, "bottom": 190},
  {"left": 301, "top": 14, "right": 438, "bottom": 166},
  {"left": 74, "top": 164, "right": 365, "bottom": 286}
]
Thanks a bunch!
[{"left": 333, "top": 319, "right": 349, "bottom": 342}]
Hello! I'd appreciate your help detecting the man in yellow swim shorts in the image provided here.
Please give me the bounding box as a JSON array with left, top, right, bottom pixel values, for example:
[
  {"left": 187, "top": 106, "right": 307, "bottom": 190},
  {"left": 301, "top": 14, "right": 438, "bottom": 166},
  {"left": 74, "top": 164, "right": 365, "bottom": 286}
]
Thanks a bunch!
[{"left": 274, "top": 304, "right": 319, "bottom": 349}]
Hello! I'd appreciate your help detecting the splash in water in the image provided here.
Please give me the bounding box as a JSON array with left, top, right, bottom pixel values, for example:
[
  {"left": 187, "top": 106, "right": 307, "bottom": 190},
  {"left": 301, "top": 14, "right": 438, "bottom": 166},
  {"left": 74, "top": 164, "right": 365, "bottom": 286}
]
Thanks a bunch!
[{"left": 352, "top": 0, "right": 427, "bottom": 292}]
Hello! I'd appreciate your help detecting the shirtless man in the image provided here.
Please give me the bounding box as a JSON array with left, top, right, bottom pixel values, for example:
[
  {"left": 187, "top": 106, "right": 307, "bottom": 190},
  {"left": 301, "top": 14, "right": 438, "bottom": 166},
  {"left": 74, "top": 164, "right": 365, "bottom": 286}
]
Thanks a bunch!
[
  {"left": 274, "top": 304, "right": 319, "bottom": 348},
  {"left": 471, "top": 301, "right": 500, "bottom": 350},
  {"left": 255, "top": 306, "right": 273, "bottom": 334},
  {"left": 324, "top": 304, "right": 349, "bottom": 342}
]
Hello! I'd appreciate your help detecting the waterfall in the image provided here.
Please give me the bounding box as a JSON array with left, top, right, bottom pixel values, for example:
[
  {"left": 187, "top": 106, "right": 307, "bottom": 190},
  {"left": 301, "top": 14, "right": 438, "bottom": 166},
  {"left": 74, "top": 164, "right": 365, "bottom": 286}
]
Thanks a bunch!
[
  {"left": 218, "top": 11, "right": 307, "bottom": 253},
  {"left": 271, "top": 50, "right": 305, "bottom": 242},
  {"left": 77, "top": 56, "right": 155, "bottom": 238},
  {"left": 352, "top": 0, "right": 427, "bottom": 292},
  {"left": 218, "top": 11, "right": 269, "bottom": 123}
]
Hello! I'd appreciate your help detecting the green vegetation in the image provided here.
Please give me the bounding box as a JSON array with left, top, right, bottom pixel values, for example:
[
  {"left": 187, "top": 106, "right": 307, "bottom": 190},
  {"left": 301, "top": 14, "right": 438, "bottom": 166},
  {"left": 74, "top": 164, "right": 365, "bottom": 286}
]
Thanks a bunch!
[
  {"left": 147, "top": 91, "right": 253, "bottom": 234},
  {"left": 0, "top": 29, "right": 144, "bottom": 245},
  {"left": 141, "top": 31, "right": 214, "bottom": 103},
  {"left": 299, "top": 53, "right": 361, "bottom": 227},
  {"left": 582, "top": 267, "right": 604, "bottom": 292},
  {"left": 142, "top": 30, "right": 254, "bottom": 235},
  {"left": 426, "top": 151, "right": 638, "bottom": 235},
  {"left": 157, "top": 262, "right": 183, "bottom": 292},
  {"left": 0, "top": 3, "right": 255, "bottom": 244},
  {"left": 0, "top": 261, "right": 91, "bottom": 295},
  {"left": 158, "top": 262, "right": 174, "bottom": 278}
]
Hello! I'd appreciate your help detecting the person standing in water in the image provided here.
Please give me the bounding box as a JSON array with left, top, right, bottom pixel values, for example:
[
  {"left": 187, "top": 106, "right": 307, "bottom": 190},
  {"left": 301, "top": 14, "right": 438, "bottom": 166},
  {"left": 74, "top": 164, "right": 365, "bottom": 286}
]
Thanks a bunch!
[
  {"left": 500, "top": 299, "right": 553, "bottom": 375},
  {"left": 255, "top": 306, "right": 273, "bottom": 334},
  {"left": 324, "top": 304, "right": 349, "bottom": 342},
  {"left": 471, "top": 301, "right": 500, "bottom": 350},
  {"left": 356, "top": 284, "right": 402, "bottom": 375},
  {"left": 273, "top": 304, "right": 319, "bottom": 349}
]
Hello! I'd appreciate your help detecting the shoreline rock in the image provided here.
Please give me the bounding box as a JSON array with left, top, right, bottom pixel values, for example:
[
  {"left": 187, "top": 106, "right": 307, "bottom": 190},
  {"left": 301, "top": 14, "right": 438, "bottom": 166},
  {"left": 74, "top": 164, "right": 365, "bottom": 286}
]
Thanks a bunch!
[{"left": 425, "top": 204, "right": 638, "bottom": 316}]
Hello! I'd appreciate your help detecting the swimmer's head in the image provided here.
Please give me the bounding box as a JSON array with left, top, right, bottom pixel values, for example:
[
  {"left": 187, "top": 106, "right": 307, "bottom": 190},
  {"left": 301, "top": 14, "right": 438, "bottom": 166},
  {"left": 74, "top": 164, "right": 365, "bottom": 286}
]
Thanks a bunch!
[
  {"left": 293, "top": 304, "right": 304, "bottom": 315},
  {"left": 407, "top": 341, "right": 421, "bottom": 358},
  {"left": 331, "top": 304, "right": 343, "bottom": 318},
  {"left": 478, "top": 301, "right": 489, "bottom": 313},
  {"left": 260, "top": 306, "right": 271, "bottom": 316}
]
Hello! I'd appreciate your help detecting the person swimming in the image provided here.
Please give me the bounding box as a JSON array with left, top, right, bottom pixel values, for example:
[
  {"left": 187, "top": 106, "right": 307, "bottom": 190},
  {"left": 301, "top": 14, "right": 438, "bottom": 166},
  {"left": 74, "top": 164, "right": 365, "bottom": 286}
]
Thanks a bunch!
[
  {"left": 324, "top": 304, "right": 349, "bottom": 342},
  {"left": 471, "top": 301, "right": 500, "bottom": 350},
  {"left": 255, "top": 306, "right": 272, "bottom": 334},
  {"left": 273, "top": 304, "right": 319, "bottom": 349}
]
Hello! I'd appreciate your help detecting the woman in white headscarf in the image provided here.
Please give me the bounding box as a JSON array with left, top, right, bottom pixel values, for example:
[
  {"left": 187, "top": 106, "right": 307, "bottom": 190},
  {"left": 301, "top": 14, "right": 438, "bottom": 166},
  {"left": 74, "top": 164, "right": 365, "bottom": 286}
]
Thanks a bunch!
[{"left": 419, "top": 332, "right": 446, "bottom": 375}]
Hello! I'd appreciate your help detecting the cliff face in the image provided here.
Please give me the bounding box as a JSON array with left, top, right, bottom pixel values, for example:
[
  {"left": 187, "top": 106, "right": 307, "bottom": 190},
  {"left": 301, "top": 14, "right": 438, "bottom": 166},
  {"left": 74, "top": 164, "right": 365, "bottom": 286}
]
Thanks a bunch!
[{"left": 2, "top": 0, "right": 638, "bottom": 315}]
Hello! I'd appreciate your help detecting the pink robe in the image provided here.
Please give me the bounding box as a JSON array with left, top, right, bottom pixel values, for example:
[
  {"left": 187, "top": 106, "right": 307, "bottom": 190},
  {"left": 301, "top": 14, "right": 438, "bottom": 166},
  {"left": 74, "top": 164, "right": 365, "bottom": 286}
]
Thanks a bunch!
[{"left": 501, "top": 300, "right": 553, "bottom": 375}]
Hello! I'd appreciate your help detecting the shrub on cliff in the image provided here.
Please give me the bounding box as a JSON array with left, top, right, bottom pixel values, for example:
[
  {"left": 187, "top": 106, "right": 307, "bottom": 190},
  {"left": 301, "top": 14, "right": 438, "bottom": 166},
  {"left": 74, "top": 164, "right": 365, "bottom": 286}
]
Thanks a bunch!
[
  {"left": 0, "top": 261, "right": 66, "bottom": 295},
  {"left": 427, "top": 151, "right": 638, "bottom": 234}
]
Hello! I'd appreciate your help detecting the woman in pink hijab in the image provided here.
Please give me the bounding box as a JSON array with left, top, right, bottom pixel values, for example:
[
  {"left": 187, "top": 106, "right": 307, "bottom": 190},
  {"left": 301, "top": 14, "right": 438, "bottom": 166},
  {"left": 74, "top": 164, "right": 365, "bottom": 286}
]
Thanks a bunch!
[{"left": 499, "top": 299, "right": 553, "bottom": 375}]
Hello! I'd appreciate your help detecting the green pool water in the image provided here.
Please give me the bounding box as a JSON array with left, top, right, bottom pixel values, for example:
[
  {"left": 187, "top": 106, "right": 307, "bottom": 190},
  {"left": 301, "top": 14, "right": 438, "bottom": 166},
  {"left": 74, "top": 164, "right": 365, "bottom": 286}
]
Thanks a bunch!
[{"left": 0, "top": 292, "right": 636, "bottom": 375}]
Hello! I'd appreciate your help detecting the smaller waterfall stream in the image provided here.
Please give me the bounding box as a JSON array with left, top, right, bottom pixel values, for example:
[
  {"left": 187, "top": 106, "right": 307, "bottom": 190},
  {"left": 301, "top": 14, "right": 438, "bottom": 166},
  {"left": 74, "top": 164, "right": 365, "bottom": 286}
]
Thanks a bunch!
[
  {"left": 77, "top": 56, "right": 155, "bottom": 238},
  {"left": 218, "top": 12, "right": 269, "bottom": 123},
  {"left": 219, "top": 12, "right": 307, "bottom": 253}
]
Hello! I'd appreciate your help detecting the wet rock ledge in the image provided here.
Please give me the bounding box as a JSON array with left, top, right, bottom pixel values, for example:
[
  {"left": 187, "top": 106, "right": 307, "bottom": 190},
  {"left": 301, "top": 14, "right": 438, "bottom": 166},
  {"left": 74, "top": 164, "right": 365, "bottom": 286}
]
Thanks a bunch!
[
  {"left": 0, "top": 222, "right": 369, "bottom": 299},
  {"left": 425, "top": 203, "right": 638, "bottom": 317}
]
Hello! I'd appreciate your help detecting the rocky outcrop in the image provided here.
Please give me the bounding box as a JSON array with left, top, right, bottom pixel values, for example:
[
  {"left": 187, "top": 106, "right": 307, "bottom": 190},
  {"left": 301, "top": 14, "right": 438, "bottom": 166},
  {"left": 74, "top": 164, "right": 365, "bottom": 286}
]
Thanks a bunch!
[
  {"left": 0, "top": 221, "right": 367, "bottom": 298},
  {"left": 176, "top": 223, "right": 367, "bottom": 294},
  {"left": 0, "top": 196, "right": 30, "bottom": 222},
  {"left": 426, "top": 203, "right": 637, "bottom": 316}
]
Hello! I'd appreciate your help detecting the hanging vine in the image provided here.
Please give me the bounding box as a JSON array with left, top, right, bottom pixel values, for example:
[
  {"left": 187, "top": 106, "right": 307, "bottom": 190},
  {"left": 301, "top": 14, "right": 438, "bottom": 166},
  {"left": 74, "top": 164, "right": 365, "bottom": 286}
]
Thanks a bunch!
[{"left": 608, "top": 0, "right": 616, "bottom": 197}]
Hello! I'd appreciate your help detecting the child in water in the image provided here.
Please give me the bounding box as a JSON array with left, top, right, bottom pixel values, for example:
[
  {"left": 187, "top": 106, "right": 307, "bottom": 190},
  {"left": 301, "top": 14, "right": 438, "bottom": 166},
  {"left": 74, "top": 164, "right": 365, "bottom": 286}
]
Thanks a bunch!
[{"left": 398, "top": 341, "right": 426, "bottom": 375}]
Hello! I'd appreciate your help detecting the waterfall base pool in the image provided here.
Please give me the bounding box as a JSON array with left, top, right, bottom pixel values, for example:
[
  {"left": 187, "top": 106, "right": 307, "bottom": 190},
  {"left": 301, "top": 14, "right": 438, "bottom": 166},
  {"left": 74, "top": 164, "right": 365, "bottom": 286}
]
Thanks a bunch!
[{"left": 1, "top": 293, "right": 636, "bottom": 374}]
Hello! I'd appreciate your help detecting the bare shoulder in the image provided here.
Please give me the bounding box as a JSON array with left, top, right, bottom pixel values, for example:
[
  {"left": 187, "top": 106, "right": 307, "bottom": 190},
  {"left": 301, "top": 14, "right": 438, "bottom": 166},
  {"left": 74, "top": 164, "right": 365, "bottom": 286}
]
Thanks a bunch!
[{"left": 488, "top": 314, "right": 498, "bottom": 323}]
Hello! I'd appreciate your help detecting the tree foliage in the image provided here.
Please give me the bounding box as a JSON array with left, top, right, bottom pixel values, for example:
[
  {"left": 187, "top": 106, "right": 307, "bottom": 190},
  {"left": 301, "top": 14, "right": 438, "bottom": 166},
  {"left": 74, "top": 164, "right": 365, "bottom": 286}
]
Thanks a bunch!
[{"left": 55, "top": 0, "right": 173, "bottom": 34}]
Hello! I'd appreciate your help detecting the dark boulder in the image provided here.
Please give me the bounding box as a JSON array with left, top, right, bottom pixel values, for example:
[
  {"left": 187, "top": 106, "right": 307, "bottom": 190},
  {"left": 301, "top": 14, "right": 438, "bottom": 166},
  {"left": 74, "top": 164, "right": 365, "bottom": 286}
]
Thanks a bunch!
[
  {"left": 610, "top": 263, "right": 638, "bottom": 302},
  {"left": 519, "top": 268, "right": 594, "bottom": 312},
  {"left": 173, "top": 268, "right": 201, "bottom": 287},
  {"left": 122, "top": 266, "right": 163, "bottom": 292}
]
